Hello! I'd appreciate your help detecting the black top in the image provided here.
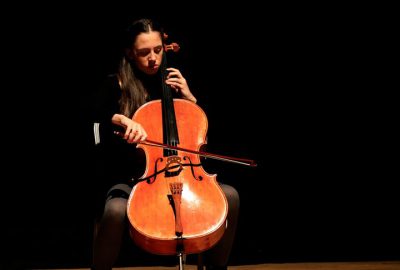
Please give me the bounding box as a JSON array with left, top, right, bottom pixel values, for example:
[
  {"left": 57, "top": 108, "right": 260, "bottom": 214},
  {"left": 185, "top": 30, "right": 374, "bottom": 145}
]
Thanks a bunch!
[
  {"left": 91, "top": 74, "right": 142, "bottom": 189},
  {"left": 90, "top": 71, "right": 180, "bottom": 189}
]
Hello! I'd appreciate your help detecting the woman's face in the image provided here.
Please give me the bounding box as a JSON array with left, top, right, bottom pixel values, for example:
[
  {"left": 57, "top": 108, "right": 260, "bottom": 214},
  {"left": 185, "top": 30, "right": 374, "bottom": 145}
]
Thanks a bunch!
[{"left": 129, "top": 31, "right": 163, "bottom": 75}]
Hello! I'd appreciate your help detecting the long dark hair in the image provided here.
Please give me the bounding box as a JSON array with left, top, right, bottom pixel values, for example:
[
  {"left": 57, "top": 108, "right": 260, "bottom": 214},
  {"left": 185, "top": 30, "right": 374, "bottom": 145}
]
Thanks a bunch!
[{"left": 118, "top": 18, "right": 164, "bottom": 117}]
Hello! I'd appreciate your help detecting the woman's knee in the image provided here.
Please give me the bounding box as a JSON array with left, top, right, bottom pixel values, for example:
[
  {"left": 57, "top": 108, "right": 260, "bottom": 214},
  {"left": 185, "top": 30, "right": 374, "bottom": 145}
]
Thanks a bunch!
[
  {"left": 103, "top": 198, "right": 127, "bottom": 220},
  {"left": 220, "top": 184, "right": 240, "bottom": 211}
]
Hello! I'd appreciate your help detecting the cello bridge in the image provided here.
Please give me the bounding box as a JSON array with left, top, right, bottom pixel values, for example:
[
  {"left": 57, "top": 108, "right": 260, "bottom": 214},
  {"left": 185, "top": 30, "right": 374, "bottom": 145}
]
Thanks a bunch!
[{"left": 165, "top": 156, "right": 182, "bottom": 176}]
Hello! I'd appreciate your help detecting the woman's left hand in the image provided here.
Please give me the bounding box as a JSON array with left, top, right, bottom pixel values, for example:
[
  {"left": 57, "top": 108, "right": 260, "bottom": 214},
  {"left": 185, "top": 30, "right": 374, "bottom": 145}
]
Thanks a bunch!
[{"left": 165, "top": 67, "right": 197, "bottom": 103}]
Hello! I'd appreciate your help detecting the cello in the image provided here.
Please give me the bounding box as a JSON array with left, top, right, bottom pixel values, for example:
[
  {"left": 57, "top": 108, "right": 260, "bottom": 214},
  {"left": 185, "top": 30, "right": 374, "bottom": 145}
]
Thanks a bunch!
[{"left": 125, "top": 34, "right": 255, "bottom": 268}]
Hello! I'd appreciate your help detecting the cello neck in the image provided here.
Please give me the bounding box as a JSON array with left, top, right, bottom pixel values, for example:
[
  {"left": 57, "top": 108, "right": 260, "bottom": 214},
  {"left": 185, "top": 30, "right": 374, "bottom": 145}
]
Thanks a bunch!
[{"left": 160, "top": 48, "right": 179, "bottom": 155}]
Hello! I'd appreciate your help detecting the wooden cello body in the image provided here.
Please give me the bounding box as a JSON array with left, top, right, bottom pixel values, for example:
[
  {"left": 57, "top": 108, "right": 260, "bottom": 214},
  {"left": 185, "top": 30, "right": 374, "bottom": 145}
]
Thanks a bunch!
[{"left": 127, "top": 98, "right": 228, "bottom": 255}]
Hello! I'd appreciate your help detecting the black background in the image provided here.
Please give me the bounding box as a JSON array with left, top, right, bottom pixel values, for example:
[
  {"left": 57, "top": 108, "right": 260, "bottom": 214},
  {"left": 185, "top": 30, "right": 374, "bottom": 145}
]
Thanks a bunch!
[{"left": 2, "top": 3, "right": 398, "bottom": 269}]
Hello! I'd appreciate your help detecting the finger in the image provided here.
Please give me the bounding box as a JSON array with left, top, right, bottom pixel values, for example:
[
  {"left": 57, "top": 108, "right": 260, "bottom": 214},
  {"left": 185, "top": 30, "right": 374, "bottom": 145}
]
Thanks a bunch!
[
  {"left": 165, "top": 81, "right": 178, "bottom": 89},
  {"left": 124, "top": 129, "right": 131, "bottom": 139},
  {"left": 127, "top": 128, "right": 138, "bottom": 141},
  {"left": 166, "top": 77, "right": 181, "bottom": 82},
  {"left": 129, "top": 135, "right": 140, "bottom": 144}
]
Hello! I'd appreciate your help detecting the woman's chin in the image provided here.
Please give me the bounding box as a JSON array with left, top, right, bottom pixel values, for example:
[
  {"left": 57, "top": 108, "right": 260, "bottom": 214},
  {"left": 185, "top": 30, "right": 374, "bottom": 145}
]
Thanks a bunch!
[{"left": 145, "top": 67, "right": 159, "bottom": 75}]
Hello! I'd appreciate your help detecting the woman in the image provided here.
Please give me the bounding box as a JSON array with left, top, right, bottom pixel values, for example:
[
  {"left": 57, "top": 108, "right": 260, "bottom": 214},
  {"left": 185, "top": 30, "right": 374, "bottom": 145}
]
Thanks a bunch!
[{"left": 91, "top": 18, "right": 239, "bottom": 270}]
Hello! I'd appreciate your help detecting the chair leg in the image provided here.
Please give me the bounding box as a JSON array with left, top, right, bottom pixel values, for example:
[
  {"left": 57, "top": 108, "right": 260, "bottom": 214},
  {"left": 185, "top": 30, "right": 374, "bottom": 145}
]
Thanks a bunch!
[
  {"left": 178, "top": 252, "right": 185, "bottom": 270},
  {"left": 197, "top": 253, "right": 204, "bottom": 270},
  {"left": 91, "top": 219, "right": 99, "bottom": 269}
]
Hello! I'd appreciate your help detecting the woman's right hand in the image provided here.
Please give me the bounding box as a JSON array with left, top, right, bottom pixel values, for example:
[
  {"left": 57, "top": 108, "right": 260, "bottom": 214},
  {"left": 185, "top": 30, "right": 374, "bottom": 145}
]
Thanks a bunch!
[{"left": 112, "top": 114, "right": 147, "bottom": 143}]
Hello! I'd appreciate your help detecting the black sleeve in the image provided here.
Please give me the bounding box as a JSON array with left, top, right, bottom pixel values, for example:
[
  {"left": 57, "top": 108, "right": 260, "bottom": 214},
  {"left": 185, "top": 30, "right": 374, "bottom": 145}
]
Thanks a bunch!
[{"left": 90, "top": 74, "right": 121, "bottom": 125}]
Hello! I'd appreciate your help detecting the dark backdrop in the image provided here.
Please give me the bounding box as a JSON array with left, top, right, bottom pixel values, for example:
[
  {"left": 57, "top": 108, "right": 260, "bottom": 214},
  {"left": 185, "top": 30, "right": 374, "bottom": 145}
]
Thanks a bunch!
[{"left": 2, "top": 3, "right": 398, "bottom": 269}]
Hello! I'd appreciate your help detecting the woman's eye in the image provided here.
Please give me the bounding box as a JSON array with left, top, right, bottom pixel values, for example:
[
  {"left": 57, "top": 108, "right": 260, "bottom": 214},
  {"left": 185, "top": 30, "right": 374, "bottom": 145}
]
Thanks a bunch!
[
  {"left": 136, "top": 49, "right": 150, "bottom": 57},
  {"left": 136, "top": 46, "right": 163, "bottom": 57},
  {"left": 154, "top": 46, "right": 162, "bottom": 54}
]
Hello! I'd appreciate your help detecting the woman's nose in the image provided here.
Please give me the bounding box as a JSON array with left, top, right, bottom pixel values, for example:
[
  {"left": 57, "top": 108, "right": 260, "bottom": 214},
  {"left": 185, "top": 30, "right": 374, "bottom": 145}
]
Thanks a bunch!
[{"left": 148, "top": 51, "right": 156, "bottom": 61}]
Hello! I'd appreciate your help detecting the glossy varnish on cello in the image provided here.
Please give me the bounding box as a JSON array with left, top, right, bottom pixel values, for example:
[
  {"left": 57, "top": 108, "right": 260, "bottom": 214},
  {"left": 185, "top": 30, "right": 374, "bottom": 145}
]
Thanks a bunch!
[{"left": 126, "top": 37, "right": 228, "bottom": 256}]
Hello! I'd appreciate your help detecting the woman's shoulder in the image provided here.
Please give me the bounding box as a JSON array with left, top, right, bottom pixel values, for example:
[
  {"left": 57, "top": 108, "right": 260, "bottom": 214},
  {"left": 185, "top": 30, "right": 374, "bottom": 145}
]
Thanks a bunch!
[
  {"left": 102, "top": 73, "right": 120, "bottom": 88},
  {"left": 95, "top": 73, "right": 120, "bottom": 95},
  {"left": 90, "top": 73, "right": 121, "bottom": 107}
]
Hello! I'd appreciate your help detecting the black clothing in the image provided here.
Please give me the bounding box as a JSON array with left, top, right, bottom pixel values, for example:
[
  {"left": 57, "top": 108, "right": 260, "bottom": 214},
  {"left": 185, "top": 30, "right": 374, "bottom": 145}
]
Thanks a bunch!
[
  {"left": 91, "top": 72, "right": 182, "bottom": 188},
  {"left": 91, "top": 73, "right": 157, "bottom": 189}
]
